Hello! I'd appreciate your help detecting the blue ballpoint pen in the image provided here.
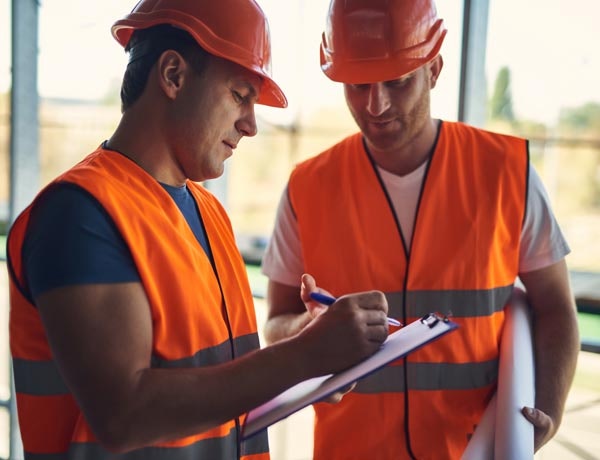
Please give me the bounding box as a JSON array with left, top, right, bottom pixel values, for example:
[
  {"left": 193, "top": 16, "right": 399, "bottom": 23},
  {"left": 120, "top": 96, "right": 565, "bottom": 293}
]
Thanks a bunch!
[{"left": 309, "top": 292, "right": 402, "bottom": 327}]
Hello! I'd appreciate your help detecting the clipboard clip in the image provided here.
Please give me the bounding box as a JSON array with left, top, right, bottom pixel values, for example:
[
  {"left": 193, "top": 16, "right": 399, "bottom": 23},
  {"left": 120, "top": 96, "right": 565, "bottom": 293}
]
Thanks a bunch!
[{"left": 420, "top": 313, "right": 450, "bottom": 328}]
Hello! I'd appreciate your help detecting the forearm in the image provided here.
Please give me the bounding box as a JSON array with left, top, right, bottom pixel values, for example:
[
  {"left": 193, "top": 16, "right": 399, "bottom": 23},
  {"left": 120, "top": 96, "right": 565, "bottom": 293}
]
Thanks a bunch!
[
  {"left": 39, "top": 283, "right": 321, "bottom": 453},
  {"left": 264, "top": 279, "right": 313, "bottom": 344},
  {"left": 263, "top": 311, "right": 312, "bottom": 344},
  {"left": 519, "top": 260, "right": 580, "bottom": 447},
  {"left": 531, "top": 304, "right": 579, "bottom": 428},
  {"left": 90, "top": 335, "right": 317, "bottom": 452},
  {"left": 48, "top": 282, "right": 388, "bottom": 452},
  {"left": 95, "top": 295, "right": 389, "bottom": 451}
]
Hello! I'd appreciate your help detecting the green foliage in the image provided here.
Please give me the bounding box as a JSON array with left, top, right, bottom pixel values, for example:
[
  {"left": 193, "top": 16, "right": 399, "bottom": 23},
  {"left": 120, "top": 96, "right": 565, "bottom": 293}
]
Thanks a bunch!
[
  {"left": 554, "top": 102, "right": 600, "bottom": 210},
  {"left": 558, "top": 102, "right": 600, "bottom": 133},
  {"left": 489, "top": 66, "right": 515, "bottom": 122}
]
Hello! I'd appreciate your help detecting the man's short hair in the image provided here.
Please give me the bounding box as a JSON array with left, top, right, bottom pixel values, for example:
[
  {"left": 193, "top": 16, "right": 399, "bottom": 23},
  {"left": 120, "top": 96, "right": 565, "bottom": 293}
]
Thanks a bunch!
[{"left": 120, "top": 24, "right": 210, "bottom": 111}]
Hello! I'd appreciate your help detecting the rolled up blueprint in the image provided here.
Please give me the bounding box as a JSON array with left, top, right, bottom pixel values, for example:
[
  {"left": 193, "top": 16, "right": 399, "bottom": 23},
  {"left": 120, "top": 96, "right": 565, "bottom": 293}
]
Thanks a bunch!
[{"left": 462, "top": 286, "right": 535, "bottom": 459}]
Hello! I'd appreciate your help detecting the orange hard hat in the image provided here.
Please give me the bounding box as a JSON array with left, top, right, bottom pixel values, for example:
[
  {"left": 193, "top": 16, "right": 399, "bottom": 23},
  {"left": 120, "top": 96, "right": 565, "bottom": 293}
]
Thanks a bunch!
[
  {"left": 112, "top": 0, "right": 287, "bottom": 108},
  {"left": 320, "top": 0, "right": 447, "bottom": 84}
]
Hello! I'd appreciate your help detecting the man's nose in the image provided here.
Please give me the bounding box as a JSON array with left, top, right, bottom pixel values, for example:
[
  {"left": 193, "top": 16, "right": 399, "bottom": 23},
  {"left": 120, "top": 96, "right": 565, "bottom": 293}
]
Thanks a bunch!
[
  {"left": 236, "top": 105, "right": 258, "bottom": 137},
  {"left": 366, "top": 83, "right": 392, "bottom": 117}
]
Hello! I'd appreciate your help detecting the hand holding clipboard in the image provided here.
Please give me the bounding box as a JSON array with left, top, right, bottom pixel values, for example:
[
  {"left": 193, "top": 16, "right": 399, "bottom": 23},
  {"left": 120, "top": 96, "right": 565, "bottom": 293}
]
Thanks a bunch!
[{"left": 242, "top": 312, "right": 458, "bottom": 439}]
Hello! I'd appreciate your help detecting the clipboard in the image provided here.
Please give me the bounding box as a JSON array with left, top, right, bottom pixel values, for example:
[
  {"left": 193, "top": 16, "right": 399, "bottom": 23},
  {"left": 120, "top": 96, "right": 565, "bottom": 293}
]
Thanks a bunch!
[{"left": 242, "top": 313, "right": 458, "bottom": 440}]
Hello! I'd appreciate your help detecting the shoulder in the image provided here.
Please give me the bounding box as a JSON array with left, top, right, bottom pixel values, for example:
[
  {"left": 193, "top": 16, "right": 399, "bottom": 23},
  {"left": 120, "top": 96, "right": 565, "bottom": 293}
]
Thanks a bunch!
[
  {"left": 29, "top": 182, "right": 108, "bottom": 225},
  {"left": 23, "top": 182, "right": 139, "bottom": 299},
  {"left": 439, "top": 121, "right": 529, "bottom": 172},
  {"left": 25, "top": 181, "right": 118, "bottom": 256},
  {"left": 442, "top": 121, "right": 527, "bottom": 148}
]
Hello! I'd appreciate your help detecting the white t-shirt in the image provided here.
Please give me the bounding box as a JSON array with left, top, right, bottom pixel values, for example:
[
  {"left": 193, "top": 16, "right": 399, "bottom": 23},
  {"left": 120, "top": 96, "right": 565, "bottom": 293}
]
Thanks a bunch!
[{"left": 262, "top": 162, "right": 570, "bottom": 287}]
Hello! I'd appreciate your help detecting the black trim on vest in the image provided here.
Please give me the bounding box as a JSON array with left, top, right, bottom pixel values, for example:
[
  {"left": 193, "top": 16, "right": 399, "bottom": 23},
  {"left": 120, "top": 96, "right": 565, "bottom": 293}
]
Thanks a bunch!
[
  {"left": 523, "top": 139, "right": 531, "bottom": 229},
  {"left": 361, "top": 120, "right": 443, "bottom": 460}
]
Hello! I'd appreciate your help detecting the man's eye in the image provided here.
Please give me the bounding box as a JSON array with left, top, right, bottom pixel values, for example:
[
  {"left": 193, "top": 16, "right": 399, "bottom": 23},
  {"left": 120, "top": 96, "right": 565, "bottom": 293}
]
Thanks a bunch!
[
  {"left": 232, "top": 91, "right": 244, "bottom": 103},
  {"left": 387, "top": 77, "right": 410, "bottom": 88}
]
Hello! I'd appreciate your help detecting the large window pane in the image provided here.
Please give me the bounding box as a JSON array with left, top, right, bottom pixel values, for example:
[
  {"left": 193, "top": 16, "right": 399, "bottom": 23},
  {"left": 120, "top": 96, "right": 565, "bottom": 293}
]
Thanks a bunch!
[
  {"left": 36, "top": 1, "right": 126, "bottom": 188},
  {"left": 486, "top": 0, "right": 600, "bottom": 273}
]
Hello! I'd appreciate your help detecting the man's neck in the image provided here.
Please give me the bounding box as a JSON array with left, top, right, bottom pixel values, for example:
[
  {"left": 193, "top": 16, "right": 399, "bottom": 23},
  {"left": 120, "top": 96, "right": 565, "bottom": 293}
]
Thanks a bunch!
[{"left": 366, "top": 118, "right": 441, "bottom": 177}]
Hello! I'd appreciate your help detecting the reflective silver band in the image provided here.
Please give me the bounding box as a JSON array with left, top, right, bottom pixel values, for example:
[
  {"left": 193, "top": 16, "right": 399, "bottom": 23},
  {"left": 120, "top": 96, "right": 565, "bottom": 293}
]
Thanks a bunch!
[
  {"left": 14, "top": 333, "right": 261, "bottom": 396},
  {"left": 386, "top": 285, "right": 513, "bottom": 319},
  {"left": 23, "top": 426, "right": 269, "bottom": 459},
  {"left": 355, "top": 359, "right": 499, "bottom": 393}
]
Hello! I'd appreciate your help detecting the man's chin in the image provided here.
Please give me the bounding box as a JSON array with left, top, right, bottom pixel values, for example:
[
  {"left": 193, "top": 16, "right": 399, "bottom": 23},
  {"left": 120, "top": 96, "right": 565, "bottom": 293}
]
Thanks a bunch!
[{"left": 197, "top": 166, "right": 225, "bottom": 183}]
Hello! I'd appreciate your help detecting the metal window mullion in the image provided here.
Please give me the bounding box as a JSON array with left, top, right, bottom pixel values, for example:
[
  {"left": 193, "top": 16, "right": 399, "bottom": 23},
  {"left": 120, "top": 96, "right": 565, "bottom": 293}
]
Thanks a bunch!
[
  {"left": 8, "top": 1, "right": 40, "bottom": 458},
  {"left": 458, "top": 0, "right": 490, "bottom": 127}
]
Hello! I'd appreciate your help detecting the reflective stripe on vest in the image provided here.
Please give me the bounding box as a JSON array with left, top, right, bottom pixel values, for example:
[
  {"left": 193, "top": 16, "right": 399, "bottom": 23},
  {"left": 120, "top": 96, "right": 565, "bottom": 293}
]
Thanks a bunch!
[
  {"left": 355, "top": 359, "right": 498, "bottom": 394},
  {"left": 13, "top": 334, "right": 260, "bottom": 396},
  {"left": 386, "top": 285, "right": 513, "bottom": 318},
  {"left": 21, "top": 428, "right": 268, "bottom": 460},
  {"left": 151, "top": 333, "right": 260, "bottom": 368},
  {"left": 289, "top": 121, "right": 528, "bottom": 460}
]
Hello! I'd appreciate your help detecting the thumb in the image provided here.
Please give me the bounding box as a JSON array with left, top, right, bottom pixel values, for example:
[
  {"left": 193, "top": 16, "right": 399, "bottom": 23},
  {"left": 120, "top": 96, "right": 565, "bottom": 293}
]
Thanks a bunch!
[
  {"left": 521, "top": 406, "right": 551, "bottom": 429},
  {"left": 300, "top": 274, "right": 317, "bottom": 301},
  {"left": 301, "top": 273, "right": 316, "bottom": 292}
]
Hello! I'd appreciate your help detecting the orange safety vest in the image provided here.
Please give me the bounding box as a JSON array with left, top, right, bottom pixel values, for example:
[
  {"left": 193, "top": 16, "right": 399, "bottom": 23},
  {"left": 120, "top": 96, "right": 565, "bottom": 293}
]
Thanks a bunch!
[
  {"left": 8, "top": 148, "right": 269, "bottom": 459},
  {"left": 288, "top": 121, "right": 528, "bottom": 460}
]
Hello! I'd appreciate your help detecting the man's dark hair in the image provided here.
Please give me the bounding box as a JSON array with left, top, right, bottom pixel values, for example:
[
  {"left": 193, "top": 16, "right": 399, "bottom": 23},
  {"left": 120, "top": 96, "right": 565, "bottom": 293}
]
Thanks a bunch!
[{"left": 120, "top": 24, "right": 210, "bottom": 111}]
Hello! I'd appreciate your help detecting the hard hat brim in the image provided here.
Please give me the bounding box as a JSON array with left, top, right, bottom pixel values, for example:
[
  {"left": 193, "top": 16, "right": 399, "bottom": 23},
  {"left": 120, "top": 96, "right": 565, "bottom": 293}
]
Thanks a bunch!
[{"left": 320, "top": 29, "right": 446, "bottom": 85}]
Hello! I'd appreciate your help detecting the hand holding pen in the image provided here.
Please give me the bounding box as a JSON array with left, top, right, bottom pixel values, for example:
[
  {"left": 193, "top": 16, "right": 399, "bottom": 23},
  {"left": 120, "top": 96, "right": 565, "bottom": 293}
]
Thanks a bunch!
[
  {"left": 297, "top": 274, "right": 390, "bottom": 374},
  {"left": 310, "top": 292, "right": 402, "bottom": 327}
]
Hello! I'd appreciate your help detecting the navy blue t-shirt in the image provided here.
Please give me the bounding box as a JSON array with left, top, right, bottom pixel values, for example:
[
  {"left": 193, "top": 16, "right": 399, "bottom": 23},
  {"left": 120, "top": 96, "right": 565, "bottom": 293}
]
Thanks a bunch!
[{"left": 23, "top": 181, "right": 212, "bottom": 300}]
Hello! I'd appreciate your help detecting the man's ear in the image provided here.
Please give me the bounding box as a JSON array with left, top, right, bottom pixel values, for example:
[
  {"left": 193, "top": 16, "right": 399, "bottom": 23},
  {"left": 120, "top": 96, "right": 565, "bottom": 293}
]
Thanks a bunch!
[
  {"left": 157, "top": 50, "right": 187, "bottom": 99},
  {"left": 429, "top": 54, "right": 444, "bottom": 89}
]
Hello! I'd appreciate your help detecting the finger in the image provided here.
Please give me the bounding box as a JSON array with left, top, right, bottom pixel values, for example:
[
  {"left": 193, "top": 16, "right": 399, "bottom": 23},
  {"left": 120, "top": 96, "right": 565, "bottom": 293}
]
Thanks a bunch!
[
  {"left": 333, "top": 292, "right": 387, "bottom": 317},
  {"left": 319, "top": 391, "right": 345, "bottom": 404},
  {"left": 301, "top": 283, "right": 329, "bottom": 318},
  {"left": 362, "top": 308, "right": 390, "bottom": 327},
  {"left": 366, "top": 324, "right": 389, "bottom": 344},
  {"left": 338, "top": 382, "right": 357, "bottom": 395},
  {"left": 301, "top": 274, "right": 316, "bottom": 294},
  {"left": 521, "top": 406, "right": 552, "bottom": 429},
  {"left": 322, "top": 382, "right": 357, "bottom": 404},
  {"left": 355, "top": 291, "right": 388, "bottom": 314},
  {"left": 522, "top": 407, "right": 555, "bottom": 451},
  {"left": 327, "top": 392, "right": 344, "bottom": 404},
  {"left": 300, "top": 274, "right": 319, "bottom": 305},
  {"left": 307, "top": 304, "right": 328, "bottom": 318}
]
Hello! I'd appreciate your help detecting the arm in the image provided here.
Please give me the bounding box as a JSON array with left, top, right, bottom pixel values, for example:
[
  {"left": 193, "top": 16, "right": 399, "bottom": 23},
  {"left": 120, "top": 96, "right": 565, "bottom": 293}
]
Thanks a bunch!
[
  {"left": 37, "top": 279, "right": 388, "bottom": 452},
  {"left": 264, "top": 274, "right": 332, "bottom": 344},
  {"left": 519, "top": 259, "right": 579, "bottom": 451},
  {"left": 263, "top": 275, "right": 362, "bottom": 402},
  {"left": 262, "top": 187, "right": 321, "bottom": 344}
]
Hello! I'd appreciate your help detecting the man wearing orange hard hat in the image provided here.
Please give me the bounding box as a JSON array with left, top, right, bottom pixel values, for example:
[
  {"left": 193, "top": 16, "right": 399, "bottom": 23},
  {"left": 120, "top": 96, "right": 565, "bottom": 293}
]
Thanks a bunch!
[
  {"left": 7, "top": 1, "right": 392, "bottom": 458},
  {"left": 262, "top": 0, "right": 579, "bottom": 458}
]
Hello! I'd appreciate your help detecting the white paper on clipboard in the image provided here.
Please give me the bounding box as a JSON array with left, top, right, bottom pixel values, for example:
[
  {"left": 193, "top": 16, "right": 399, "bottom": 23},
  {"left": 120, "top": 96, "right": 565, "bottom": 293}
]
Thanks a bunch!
[{"left": 242, "top": 313, "right": 458, "bottom": 440}]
